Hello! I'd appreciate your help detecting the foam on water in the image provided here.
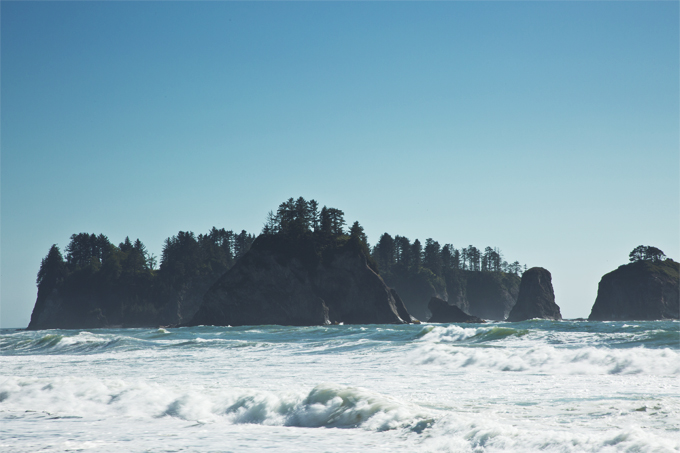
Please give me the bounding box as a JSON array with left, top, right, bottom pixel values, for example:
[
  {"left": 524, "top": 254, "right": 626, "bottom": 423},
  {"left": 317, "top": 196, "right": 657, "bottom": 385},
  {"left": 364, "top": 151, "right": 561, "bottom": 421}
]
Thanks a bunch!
[
  {"left": 412, "top": 322, "right": 680, "bottom": 375},
  {"left": 0, "top": 376, "right": 431, "bottom": 432},
  {"left": 1, "top": 321, "right": 678, "bottom": 452}
]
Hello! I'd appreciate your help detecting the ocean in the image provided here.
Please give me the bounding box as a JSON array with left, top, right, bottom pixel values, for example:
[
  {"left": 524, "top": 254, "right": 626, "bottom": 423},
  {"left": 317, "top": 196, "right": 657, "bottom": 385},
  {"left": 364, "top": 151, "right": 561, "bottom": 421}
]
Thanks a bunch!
[{"left": 1, "top": 320, "right": 678, "bottom": 452}]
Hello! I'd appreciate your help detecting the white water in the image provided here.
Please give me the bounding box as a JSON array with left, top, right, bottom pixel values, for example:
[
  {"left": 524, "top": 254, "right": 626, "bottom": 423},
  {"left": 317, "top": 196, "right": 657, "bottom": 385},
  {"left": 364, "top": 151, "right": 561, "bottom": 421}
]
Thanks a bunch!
[{"left": 1, "top": 321, "right": 678, "bottom": 452}]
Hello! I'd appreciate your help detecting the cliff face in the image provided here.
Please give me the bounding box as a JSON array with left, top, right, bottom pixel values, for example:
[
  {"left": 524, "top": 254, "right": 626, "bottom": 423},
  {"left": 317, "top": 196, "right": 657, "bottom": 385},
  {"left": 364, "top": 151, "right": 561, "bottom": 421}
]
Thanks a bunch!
[
  {"left": 384, "top": 269, "right": 519, "bottom": 322},
  {"left": 383, "top": 269, "right": 447, "bottom": 321},
  {"left": 27, "top": 271, "right": 211, "bottom": 330},
  {"left": 588, "top": 259, "right": 679, "bottom": 321},
  {"left": 448, "top": 271, "right": 520, "bottom": 321},
  {"left": 507, "top": 267, "right": 561, "bottom": 322},
  {"left": 188, "top": 235, "right": 414, "bottom": 327}
]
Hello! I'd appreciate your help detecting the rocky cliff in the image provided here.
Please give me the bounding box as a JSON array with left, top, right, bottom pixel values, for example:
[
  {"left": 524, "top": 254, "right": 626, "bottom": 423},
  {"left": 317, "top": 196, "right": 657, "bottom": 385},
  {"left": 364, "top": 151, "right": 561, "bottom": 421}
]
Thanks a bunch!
[
  {"left": 588, "top": 259, "right": 679, "bottom": 321},
  {"left": 427, "top": 297, "right": 484, "bottom": 323},
  {"left": 384, "top": 269, "right": 519, "bottom": 322},
  {"left": 507, "top": 267, "right": 561, "bottom": 322},
  {"left": 447, "top": 270, "right": 520, "bottom": 321},
  {"left": 188, "top": 234, "right": 415, "bottom": 326}
]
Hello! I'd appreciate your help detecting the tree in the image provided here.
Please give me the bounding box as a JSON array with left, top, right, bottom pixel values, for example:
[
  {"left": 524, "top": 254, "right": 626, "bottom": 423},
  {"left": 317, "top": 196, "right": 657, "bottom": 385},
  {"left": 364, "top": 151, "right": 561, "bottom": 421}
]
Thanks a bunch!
[
  {"left": 262, "top": 210, "right": 278, "bottom": 235},
  {"left": 327, "top": 208, "right": 346, "bottom": 235},
  {"left": 349, "top": 221, "right": 369, "bottom": 248},
  {"left": 441, "top": 244, "right": 454, "bottom": 271},
  {"left": 629, "top": 245, "right": 666, "bottom": 263},
  {"left": 147, "top": 253, "right": 158, "bottom": 271},
  {"left": 424, "top": 239, "right": 442, "bottom": 276},
  {"left": 411, "top": 239, "right": 423, "bottom": 269},
  {"left": 234, "top": 230, "right": 254, "bottom": 259},
  {"left": 36, "top": 244, "right": 67, "bottom": 296},
  {"left": 374, "top": 233, "right": 395, "bottom": 272},
  {"left": 452, "top": 248, "right": 461, "bottom": 270},
  {"left": 294, "top": 196, "right": 311, "bottom": 231},
  {"left": 466, "top": 246, "right": 480, "bottom": 271},
  {"left": 629, "top": 246, "right": 646, "bottom": 262},
  {"left": 394, "top": 236, "right": 411, "bottom": 268},
  {"left": 308, "top": 200, "right": 320, "bottom": 232}
]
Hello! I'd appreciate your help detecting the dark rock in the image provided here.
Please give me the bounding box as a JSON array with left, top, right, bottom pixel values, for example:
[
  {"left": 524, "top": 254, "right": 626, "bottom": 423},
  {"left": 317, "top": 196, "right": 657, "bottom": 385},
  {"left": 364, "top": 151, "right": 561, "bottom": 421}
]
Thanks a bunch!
[
  {"left": 448, "top": 271, "right": 520, "bottom": 321},
  {"left": 588, "top": 259, "right": 679, "bottom": 321},
  {"left": 390, "top": 289, "right": 420, "bottom": 324},
  {"left": 506, "top": 267, "right": 561, "bottom": 322},
  {"left": 187, "top": 235, "right": 413, "bottom": 326},
  {"left": 383, "top": 269, "right": 447, "bottom": 321},
  {"left": 427, "top": 297, "right": 485, "bottom": 323},
  {"left": 386, "top": 269, "right": 520, "bottom": 321}
]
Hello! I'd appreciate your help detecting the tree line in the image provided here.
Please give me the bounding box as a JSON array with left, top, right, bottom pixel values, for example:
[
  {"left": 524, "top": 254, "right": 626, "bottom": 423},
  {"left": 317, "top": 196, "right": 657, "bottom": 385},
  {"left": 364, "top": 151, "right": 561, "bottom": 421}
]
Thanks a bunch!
[
  {"left": 35, "top": 227, "right": 255, "bottom": 326},
  {"left": 34, "top": 196, "right": 525, "bottom": 326},
  {"left": 372, "top": 233, "right": 524, "bottom": 279},
  {"left": 258, "top": 197, "right": 525, "bottom": 279}
]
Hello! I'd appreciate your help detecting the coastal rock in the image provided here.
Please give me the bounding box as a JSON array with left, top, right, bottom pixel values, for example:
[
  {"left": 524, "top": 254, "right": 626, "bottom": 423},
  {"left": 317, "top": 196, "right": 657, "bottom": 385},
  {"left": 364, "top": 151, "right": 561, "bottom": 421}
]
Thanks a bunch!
[
  {"left": 428, "top": 296, "right": 485, "bottom": 323},
  {"left": 386, "top": 269, "right": 519, "bottom": 322},
  {"left": 188, "top": 235, "right": 414, "bottom": 326},
  {"left": 447, "top": 271, "right": 520, "bottom": 321},
  {"left": 506, "top": 267, "right": 561, "bottom": 322},
  {"left": 588, "top": 259, "right": 679, "bottom": 321}
]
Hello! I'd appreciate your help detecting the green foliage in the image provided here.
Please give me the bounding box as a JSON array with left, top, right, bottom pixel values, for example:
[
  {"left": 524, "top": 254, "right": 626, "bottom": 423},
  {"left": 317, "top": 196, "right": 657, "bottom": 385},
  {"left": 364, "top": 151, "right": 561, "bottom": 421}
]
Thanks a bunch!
[
  {"left": 629, "top": 245, "right": 666, "bottom": 263},
  {"left": 36, "top": 244, "right": 67, "bottom": 301},
  {"left": 36, "top": 225, "right": 255, "bottom": 327}
]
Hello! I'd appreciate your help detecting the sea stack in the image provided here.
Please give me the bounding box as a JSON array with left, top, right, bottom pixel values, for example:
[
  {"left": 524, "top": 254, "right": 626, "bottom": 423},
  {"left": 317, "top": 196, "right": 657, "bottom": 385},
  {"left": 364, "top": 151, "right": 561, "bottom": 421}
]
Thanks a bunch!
[
  {"left": 187, "top": 234, "right": 414, "bottom": 327},
  {"left": 506, "top": 267, "right": 561, "bottom": 322},
  {"left": 427, "top": 297, "right": 484, "bottom": 323},
  {"left": 588, "top": 259, "right": 679, "bottom": 321}
]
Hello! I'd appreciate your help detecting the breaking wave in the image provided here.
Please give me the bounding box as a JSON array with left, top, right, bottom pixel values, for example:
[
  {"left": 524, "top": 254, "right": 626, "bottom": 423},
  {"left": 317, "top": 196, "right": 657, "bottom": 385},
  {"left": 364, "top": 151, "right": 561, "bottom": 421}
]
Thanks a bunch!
[{"left": 0, "top": 377, "right": 432, "bottom": 432}]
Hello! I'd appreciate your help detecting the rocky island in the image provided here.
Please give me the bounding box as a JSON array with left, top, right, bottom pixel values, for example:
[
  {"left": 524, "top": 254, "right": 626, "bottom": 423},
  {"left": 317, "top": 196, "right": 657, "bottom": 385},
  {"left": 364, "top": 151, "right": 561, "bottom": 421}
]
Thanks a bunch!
[
  {"left": 506, "top": 267, "right": 562, "bottom": 321},
  {"left": 25, "top": 197, "right": 536, "bottom": 329},
  {"left": 588, "top": 246, "right": 679, "bottom": 321}
]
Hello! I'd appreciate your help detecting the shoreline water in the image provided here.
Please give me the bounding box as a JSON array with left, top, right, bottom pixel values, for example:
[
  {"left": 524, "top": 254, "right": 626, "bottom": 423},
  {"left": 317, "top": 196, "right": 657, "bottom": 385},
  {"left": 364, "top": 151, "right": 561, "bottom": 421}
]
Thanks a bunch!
[{"left": 1, "top": 320, "right": 678, "bottom": 452}]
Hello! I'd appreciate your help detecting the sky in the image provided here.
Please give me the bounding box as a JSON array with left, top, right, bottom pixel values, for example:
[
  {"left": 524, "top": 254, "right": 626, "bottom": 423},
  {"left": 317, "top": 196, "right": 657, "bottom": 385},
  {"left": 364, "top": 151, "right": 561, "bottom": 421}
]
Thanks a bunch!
[{"left": 1, "top": 1, "right": 678, "bottom": 327}]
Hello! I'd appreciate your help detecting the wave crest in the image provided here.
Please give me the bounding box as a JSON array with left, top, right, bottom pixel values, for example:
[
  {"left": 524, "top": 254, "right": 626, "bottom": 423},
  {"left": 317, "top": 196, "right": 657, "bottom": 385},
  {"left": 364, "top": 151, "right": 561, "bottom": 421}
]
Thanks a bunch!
[{"left": 0, "top": 377, "right": 431, "bottom": 432}]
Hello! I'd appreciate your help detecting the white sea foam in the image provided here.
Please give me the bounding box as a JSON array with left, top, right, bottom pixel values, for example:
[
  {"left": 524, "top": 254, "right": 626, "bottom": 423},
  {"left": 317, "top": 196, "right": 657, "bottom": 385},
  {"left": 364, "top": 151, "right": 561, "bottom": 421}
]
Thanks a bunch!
[
  {"left": 1, "top": 322, "right": 678, "bottom": 452},
  {"left": 0, "top": 377, "right": 430, "bottom": 432},
  {"left": 410, "top": 342, "right": 680, "bottom": 375}
]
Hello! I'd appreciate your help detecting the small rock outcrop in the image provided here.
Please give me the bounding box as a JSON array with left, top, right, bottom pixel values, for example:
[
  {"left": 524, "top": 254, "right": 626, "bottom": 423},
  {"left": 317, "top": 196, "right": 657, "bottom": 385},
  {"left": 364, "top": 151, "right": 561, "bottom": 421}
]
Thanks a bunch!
[
  {"left": 506, "top": 267, "right": 561, "bottom": 322},
  {"left": 187, "top": 234, "right": 415, "bottom": 327},
  {"left": 588, "top": 259, "right": 679, "bottom": 321},
  {"left": 427, "top": 297, "right": 484, "bottom": 323}
]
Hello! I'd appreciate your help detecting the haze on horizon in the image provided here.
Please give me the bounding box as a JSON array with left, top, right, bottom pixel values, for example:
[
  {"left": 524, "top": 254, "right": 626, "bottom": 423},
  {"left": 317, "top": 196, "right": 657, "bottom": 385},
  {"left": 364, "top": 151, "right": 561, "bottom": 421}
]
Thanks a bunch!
[{"left": 1, "top": 1, "right": 678, "bottom": 327}]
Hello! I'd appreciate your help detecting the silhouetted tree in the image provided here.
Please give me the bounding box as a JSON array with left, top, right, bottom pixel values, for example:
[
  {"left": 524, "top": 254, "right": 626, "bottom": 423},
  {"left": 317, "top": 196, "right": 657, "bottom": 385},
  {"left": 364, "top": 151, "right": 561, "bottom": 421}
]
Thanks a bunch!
[
  {"left": 36, "top": 244, "right": 67, "bottom": 298},
  {"left": 411, "top": 239, "right": 422, "bottom": 269},
  {"left": 349, "top": 221, "right": 369, "bottom": 248},
  {"left": 424, "top": 238, "right": 442, "bottom": 276},
  {"left": 629, "top": 245, "right": 666, "bottom": 263},
  {"left": 374, "top": 233, "right": 395, "bottom": 272}
]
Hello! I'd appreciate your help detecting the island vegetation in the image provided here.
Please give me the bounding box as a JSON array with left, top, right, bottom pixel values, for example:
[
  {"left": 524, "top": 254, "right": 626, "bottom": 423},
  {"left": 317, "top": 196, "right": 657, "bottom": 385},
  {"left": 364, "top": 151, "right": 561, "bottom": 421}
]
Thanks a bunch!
[
  {"left": 29, "top": 197, "right": 528, "bottom": 329},
  {"left": 588, "top": 245, "right": 678, "bottom": 321}
]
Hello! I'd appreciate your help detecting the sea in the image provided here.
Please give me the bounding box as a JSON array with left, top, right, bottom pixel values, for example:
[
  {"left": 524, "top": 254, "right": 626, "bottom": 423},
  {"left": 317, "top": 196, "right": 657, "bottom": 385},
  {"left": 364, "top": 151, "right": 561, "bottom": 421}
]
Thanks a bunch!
[{"left": 1, "top": 320, "right": 678, "bottom": 453}]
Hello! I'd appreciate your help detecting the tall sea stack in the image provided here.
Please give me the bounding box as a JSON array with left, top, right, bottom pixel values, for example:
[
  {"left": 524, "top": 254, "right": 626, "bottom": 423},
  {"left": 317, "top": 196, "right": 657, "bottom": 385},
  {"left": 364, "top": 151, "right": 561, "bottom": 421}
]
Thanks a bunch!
[{"left": 507, "top": 267, "right": 561, "bottom": 322}]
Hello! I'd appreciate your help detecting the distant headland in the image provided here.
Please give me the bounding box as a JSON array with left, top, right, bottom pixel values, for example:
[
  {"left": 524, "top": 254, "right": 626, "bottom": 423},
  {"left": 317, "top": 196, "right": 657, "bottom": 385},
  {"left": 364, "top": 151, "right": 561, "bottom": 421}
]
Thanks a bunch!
[{"left": 27, "top": 198, "right": 678, "bottom": 330}]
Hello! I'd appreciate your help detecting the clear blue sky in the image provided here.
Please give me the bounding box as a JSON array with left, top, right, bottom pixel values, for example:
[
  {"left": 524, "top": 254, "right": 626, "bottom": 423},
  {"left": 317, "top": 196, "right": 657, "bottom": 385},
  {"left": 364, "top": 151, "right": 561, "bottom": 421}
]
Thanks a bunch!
[{"left": 2, "top": 2, "right": 678, "bottom": 327}]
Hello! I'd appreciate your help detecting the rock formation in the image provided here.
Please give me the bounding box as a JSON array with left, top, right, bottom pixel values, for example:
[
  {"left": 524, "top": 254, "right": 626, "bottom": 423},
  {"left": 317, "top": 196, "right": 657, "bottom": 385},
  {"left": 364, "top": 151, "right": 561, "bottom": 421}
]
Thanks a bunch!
[
  {"left": 588, "top": 259, "right": 679, "bottom": 321},
  {"left": 385, "top": 269, "right": 520, "bottom": 322},
  {"left": 447, "top": 271, "right": 520, "bottom": 321},
  {"left": 506, "top": 267, "right": 561, "bottom": 322},
  {"left": 187, "top": 234, "right": 415, "bottom": 327},
  {"left": 427, "top": 297, "right": 485, "bottom": 323}
]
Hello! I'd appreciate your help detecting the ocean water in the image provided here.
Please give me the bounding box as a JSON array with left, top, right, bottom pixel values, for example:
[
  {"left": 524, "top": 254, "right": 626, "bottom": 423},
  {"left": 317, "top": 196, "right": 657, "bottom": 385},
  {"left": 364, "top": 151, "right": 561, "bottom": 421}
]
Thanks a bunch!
[{"left": 1, "top": 320, "right": 678, "bottom": 453}]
